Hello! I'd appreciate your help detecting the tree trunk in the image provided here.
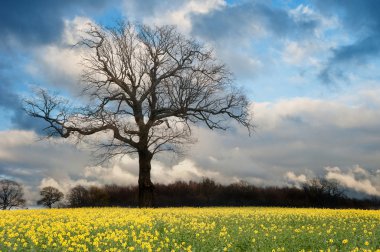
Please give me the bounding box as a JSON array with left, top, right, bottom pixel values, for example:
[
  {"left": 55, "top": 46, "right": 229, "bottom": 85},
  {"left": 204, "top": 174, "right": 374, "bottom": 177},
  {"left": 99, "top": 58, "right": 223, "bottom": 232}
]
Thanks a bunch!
[
  {"left": 138, "top": 149, "right": 154, "bottom": 208},
  {"left": 1, "top": 198, "right": 7, "bottom": 210}
]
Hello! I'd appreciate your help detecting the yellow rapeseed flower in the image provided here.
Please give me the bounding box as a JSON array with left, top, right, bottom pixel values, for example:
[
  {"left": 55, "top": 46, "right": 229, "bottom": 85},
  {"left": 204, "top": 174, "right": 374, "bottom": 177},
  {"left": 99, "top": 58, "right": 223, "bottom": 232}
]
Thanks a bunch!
[{"left": 0, "top": 207, "right": 379, "bottom": 251}]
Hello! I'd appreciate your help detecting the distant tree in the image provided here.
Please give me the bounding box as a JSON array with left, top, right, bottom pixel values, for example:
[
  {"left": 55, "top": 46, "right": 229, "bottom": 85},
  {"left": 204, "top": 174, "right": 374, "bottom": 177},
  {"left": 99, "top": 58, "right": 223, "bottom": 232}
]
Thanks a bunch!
[
  {"left": 58, "top": 181, "right": 379, "bottom": 209},
  {"left": 37, "top": 186, "right": 64, "bottom": 208},
  {"left": 67, "top": 185, "right": 89, "bottom": 207},
  {"left": 24, "top": 21, "right": 253, "bottom": 207},
  {"left": 200, "top": 178, "right": 219, "bottom": 204},
  {"left": 0, "top": 179, "right": 26, "bottom": 210},
  {"left": 302, "top": 177, "right": 345, "bottom": 207},
  {"left": 304, "top": 178, "right": 344, "bottom": 197},
  {"left": 88, "top": 186, "right": 109, "bottom": 206}
]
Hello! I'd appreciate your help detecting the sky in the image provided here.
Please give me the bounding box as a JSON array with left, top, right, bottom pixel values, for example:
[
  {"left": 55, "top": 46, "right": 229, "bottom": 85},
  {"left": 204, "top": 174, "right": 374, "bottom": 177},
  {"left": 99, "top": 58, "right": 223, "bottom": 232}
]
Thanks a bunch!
[{"left": 1, "top": 0, "right": 380, "bottom": 204}]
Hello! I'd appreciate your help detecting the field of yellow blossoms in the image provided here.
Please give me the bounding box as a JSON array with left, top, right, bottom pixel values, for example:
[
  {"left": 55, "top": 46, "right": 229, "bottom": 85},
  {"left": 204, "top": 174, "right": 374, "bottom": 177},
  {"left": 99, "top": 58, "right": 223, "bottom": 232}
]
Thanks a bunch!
[{"left": 0, "top": 207, "right": 379, "bottom": 251}]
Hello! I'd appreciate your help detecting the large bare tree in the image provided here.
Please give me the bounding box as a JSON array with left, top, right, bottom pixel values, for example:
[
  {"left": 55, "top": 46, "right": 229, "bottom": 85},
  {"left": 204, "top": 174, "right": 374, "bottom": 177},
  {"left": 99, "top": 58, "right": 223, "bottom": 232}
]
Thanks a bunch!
[{"left": 24, "top": 22, "right": 253, "bottom": 207}]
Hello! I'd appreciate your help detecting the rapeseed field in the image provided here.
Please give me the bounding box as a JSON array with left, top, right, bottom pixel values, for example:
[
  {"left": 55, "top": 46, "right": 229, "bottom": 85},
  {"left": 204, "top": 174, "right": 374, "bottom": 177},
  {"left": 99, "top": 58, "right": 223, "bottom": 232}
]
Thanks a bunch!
[{"left": 0, "top": 207, "right": 379, "bottom": 251}]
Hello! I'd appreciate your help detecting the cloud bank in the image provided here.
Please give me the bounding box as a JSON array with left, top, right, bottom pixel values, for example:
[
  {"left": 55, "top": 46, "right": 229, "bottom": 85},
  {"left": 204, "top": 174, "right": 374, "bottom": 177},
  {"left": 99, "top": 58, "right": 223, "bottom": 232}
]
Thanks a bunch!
[{"left": 2, "top": 87, "right": 380, "bottom": 203}]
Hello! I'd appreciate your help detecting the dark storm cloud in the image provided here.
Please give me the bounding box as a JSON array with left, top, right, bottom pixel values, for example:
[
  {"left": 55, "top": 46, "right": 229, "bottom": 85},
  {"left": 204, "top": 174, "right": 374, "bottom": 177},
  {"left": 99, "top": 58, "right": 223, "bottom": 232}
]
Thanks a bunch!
[
  {"left": 314, "top": 0, "right": 380, "bottom": 83},
  {"left": 0, "top": 55, "right": 47, "bottom": 133},
  {"left": 124, "top": 0, "right": 186, "bottom": 18},
  {"left": 0, "top": 74, "right": 48, "bottom": 132},
  {"left": 0, "top": 55, "right": 21, "bottom": 116},
  {"left": 191, "top": 2, "right": 319, "bottom": 41},
  {"left": 0, "top": 80, "right": 18, "bottom": 109},
  {"left": 0, "top": 0, "right": 116, "bottom": 46},
  {"left": 0, "top": 0, "right": 118, "bottom": 131},
  {"left": 187, "top": 2, "right": 321, "bottom": 81},
  {"left": 320, "top": 36, "right": 380, "bottom": 83}
]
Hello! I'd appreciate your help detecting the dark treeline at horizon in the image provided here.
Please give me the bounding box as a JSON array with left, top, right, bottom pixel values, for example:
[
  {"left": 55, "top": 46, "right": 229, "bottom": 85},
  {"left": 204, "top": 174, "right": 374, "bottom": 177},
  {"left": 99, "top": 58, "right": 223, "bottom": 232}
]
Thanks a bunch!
[{"left": 66, "top": 178, "right": 380, "bottom": 209}]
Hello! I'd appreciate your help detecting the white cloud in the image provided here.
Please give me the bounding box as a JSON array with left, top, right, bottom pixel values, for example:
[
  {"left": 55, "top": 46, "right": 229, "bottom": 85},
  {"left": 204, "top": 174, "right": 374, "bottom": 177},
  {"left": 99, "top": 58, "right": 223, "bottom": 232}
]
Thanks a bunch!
[
  {"left": 255, "top": 96, "right": 380, "bottom": 130},
  {"left": 31, "top": 46, "right": 82, "bottom": 87},
  {"left": 285, "top": 171, "right": 308, "bottom": 187},
  {"left": 0, "top": 130, "right": 36, "bottom": 146},
  {"left": 62, "top": 17, "right": 93, "bottom": 45},
  {"left": 152, "top": 158, "right": 236, "bottom": 184},
  {"left": 27, "top": 17, "right": 93, "bottom": 93},
  {"left": 216, "top": 49, "right": 263, "bottom": 80},
  {"left": 84, "top": 163, "right": 138, "bottom": 186},
  {"left": 352, "top": 165, "right": 369, "bottom": 176},
  {"left": 84, "top": 156, "right": 240, "bottom": 186},
  {"left": 0, "top": 129, "right": 91, "bottom": 188},
  {"left": 39, "top": 177, "right": 67, "bottom": 192},
  {"left": 325, "top": 166, "right": 341, "bottom": 173},
  {"left": 283, "top": 41, "right": 307, "bottom": 65},
  {"left": 289, "top": 4, "right": 340, "bottom": 38},
  {"left": 325, "top": 165, "right": 380, "bottom": 196},
  {"left": 123, "top": 0, "right": 225, "bottom": 33},
  {"left": 39, "top": 177, "right": 100, "bottom": 194},
  {"left": 0, "top": 130, "right": 36, "bottom": 161},
  {"left": 186, "top": 88, "right": 380, "bottom": 190},
  {"left": 282, "top": 40, "right": 325, "bottom": 67}
]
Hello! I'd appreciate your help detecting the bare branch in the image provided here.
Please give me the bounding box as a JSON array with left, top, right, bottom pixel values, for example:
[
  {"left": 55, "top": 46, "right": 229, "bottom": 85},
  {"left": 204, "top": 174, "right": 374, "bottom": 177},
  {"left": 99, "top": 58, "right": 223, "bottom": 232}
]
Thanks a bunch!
[{"left": 24, "top": 21, "right": 254, "bottom": 207}]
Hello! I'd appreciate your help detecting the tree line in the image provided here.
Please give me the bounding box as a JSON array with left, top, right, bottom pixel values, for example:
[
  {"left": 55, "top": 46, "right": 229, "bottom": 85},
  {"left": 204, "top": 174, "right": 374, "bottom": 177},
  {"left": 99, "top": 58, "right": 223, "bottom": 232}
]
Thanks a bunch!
[
  {"left": 66, "top": 178, "right": 380, "bottom": 209},
  {"left": 1, "top": 178, "right": 379, "bottom": 210}
]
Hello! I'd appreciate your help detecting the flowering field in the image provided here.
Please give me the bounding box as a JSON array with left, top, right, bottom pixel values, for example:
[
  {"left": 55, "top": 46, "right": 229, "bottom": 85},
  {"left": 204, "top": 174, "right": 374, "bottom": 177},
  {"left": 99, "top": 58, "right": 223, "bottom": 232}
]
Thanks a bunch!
[{"left": 0, "top": 207, "right": 379, "bottom": 251}]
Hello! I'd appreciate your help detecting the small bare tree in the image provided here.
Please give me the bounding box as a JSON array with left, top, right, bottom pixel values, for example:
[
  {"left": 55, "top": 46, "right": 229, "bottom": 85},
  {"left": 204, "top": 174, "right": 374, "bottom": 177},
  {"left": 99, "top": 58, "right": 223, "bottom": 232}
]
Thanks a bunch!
[
  {"left": 24, "top": 22, "right": 253, "bottom": 207},
  {"left": 0, "top": 179, "right": 26, "bottom": 210},
  {"left": 37, "top": 186, "right": 64, "bottom": 208}
]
